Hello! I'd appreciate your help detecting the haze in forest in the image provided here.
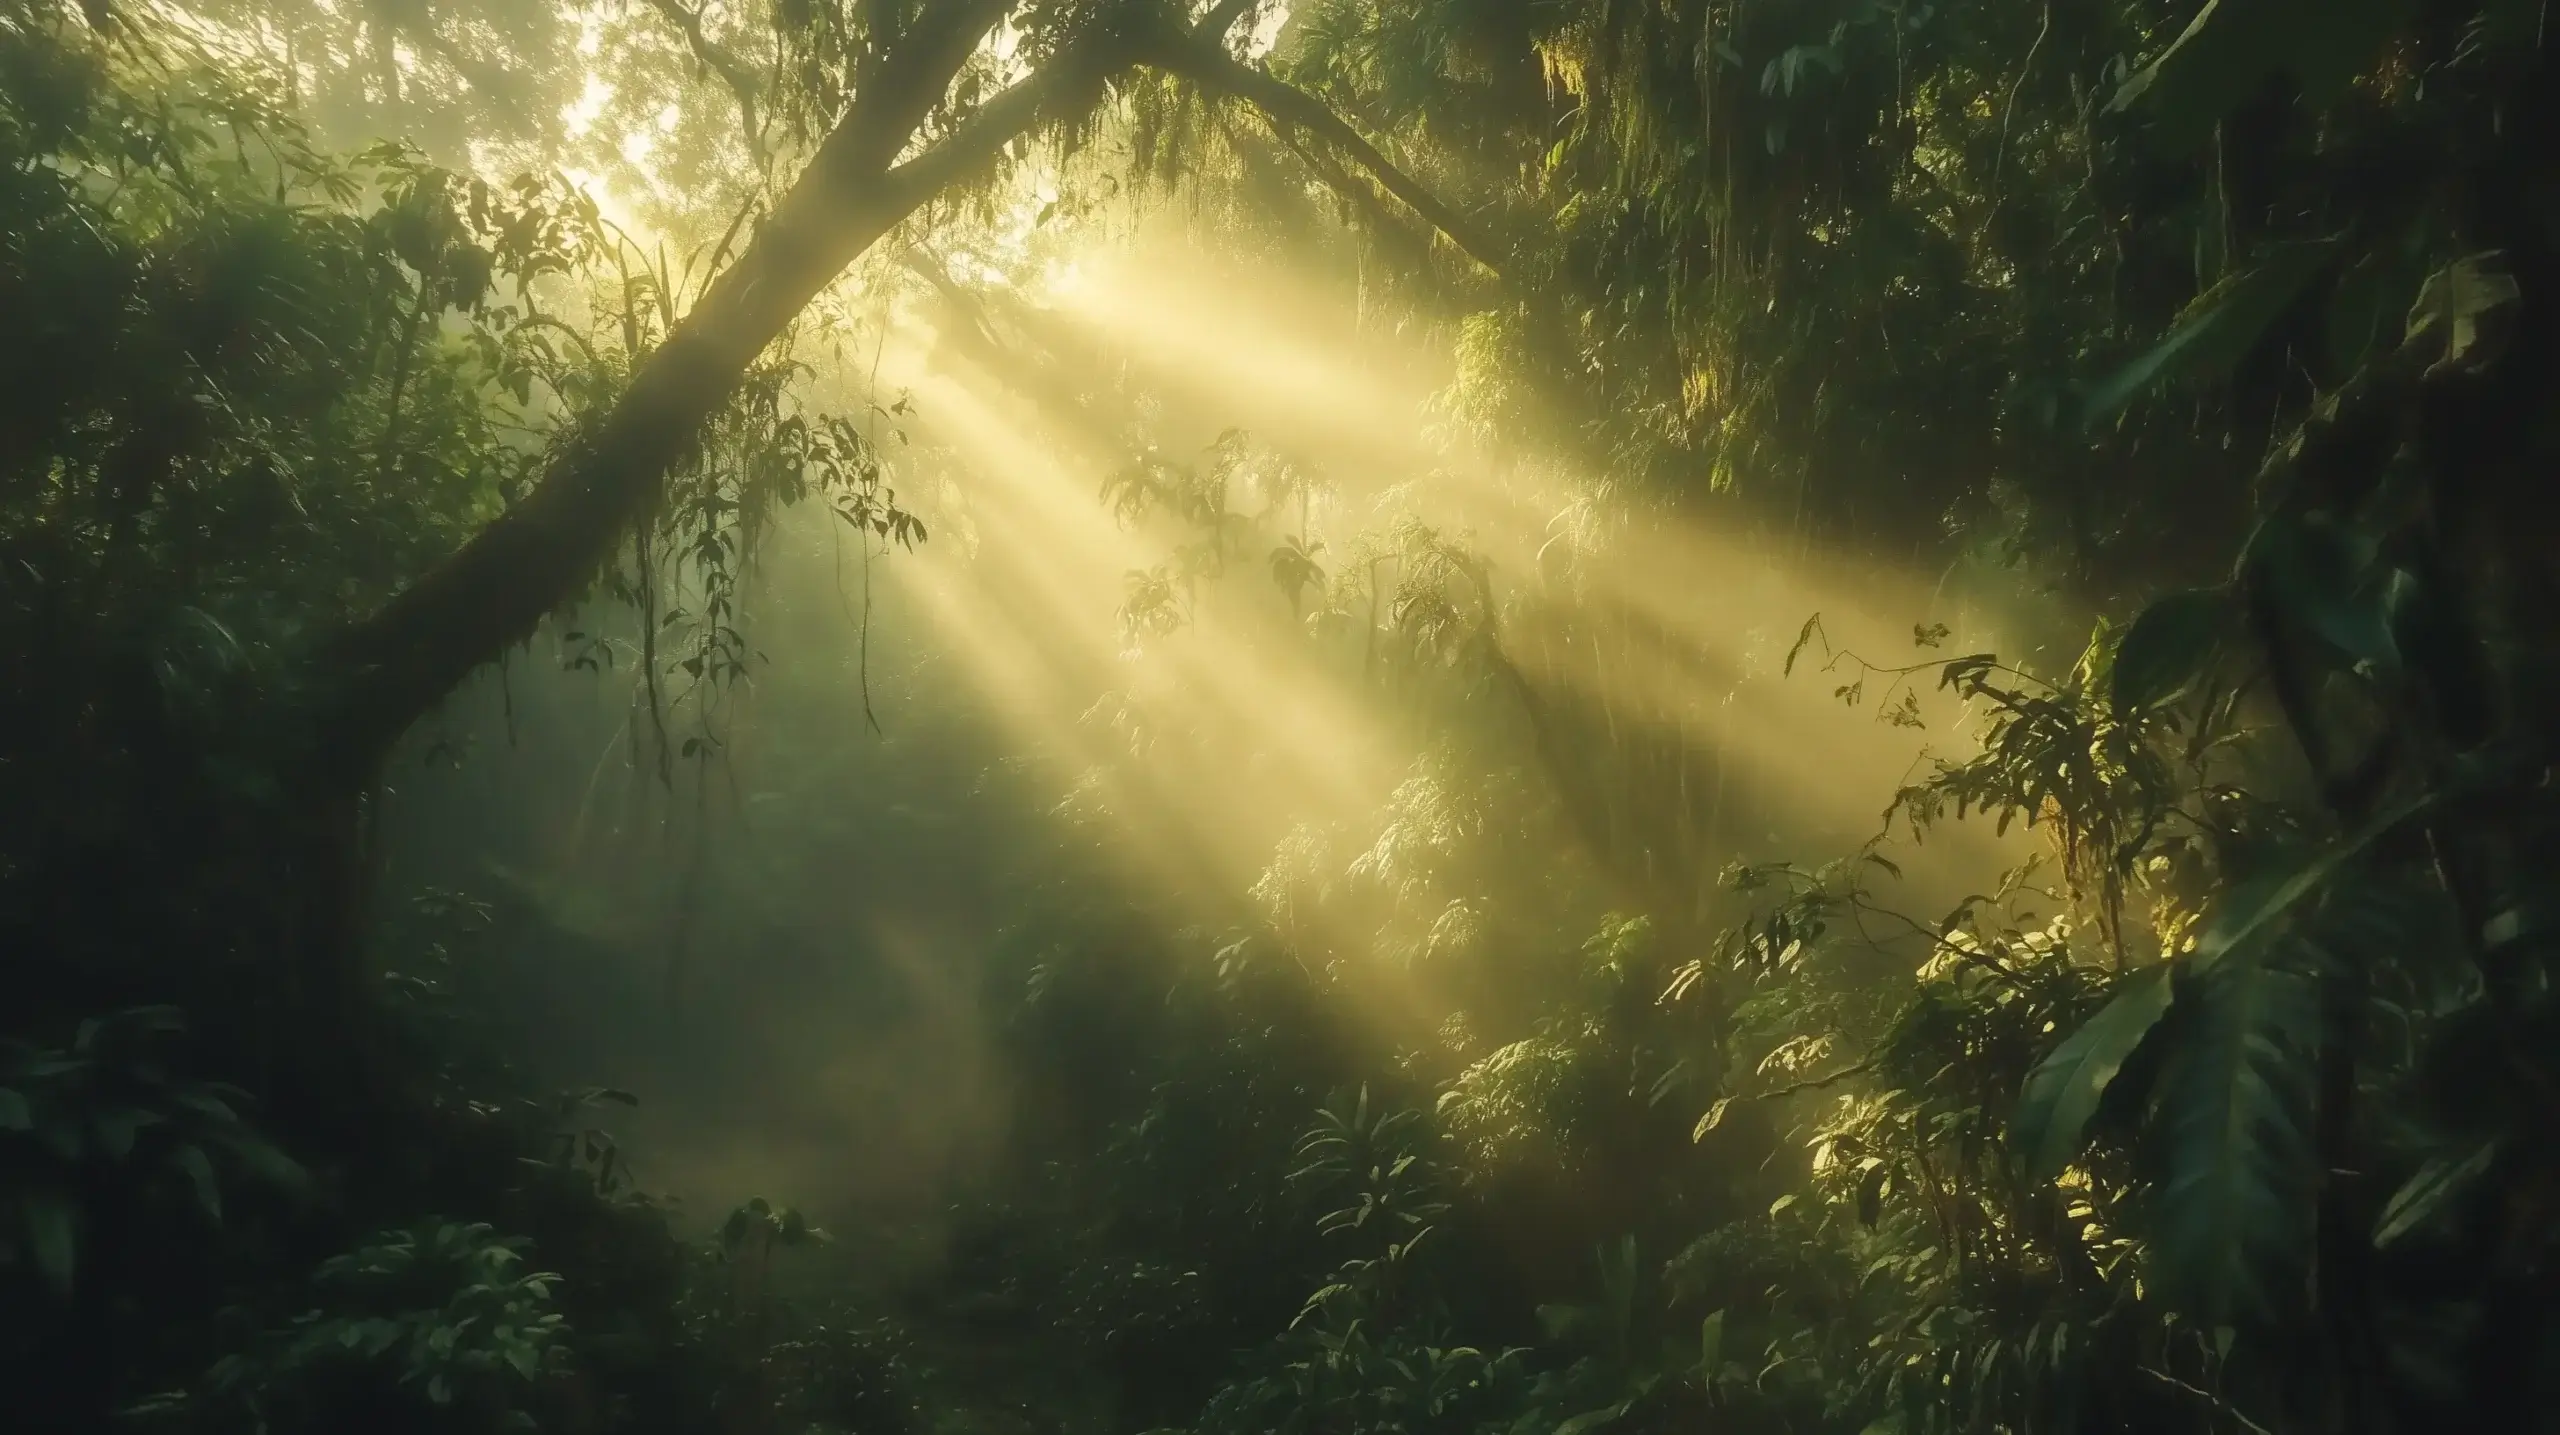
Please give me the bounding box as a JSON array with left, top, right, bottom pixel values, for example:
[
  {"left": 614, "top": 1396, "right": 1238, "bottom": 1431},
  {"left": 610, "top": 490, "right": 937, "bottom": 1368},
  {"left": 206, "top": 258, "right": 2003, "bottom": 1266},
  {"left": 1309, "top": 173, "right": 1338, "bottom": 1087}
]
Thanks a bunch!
[
  {"left": 386, "top": 216, "right": 2049, "bottom": 1225},
  {"left": 7, "top": 2, "right": 2554, "bottom": 1433}
]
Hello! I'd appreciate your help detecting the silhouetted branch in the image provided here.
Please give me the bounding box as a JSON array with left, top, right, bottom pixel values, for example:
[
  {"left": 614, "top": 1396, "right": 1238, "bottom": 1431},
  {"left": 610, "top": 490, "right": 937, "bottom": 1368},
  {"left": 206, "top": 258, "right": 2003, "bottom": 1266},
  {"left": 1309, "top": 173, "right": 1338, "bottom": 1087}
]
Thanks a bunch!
[
  {"left": 641, "top": 0, "right": 770, "bottom": 163},
  {"left": 1151, "top": 29, "right": 1507, "bottom": 277}
]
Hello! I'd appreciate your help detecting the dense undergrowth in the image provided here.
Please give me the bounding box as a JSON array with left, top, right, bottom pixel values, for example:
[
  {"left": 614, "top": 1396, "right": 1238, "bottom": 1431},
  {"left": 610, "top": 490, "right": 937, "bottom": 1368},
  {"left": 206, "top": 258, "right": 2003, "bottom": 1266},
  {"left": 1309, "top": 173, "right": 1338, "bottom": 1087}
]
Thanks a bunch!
[{"left": 6, "top": 0, "right": 2560, "bottom": 1433}]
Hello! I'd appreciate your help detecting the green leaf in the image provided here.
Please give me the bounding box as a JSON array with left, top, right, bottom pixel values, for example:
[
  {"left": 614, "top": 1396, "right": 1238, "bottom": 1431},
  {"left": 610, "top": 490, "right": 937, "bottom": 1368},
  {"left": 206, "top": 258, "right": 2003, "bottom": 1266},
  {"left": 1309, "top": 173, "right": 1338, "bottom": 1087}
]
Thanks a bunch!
[
  {"left": 172, "top": 1089, "right": 241, "bottom": 1124},
  {"left": 25, "top": 1188, "right": 77, "bottom": 1295},
  {"left": 94, "top": 1107, "right": 160, "bottom": 1162},
  {"left": 2374, "top": 1138, "right": 2499, "bottom": 1249},
  {"left": 2188, "top": 789, "right": 2433, "bottom": 978},
  {"left": 2013, "top": 965, "right": 2176, "bottom": 1181},
  {"left": 2246, "top": 512, "right": 2407, "bottom": 674},
  {"left": 1692, "top": 1098, "right": 1733, "bottom": 1142},
  {"left": 2151, "top": 954, "right": 2321, "bottom": 1325},
  {"left": 174, "top": 1144, "right": 222, "bottom": 1224},
  {"left": 2106, "top": 1, "right": 2269, "bottom": 150},
  {"left": 1555, "top": 1401, "right": 1629, "bottom": 1435},
  {"left": 2404, "top": 252, "right": 2521, "bottom": 376},
  {"left": 2111, "top": 589, "right": 2231, "bottom": 715},
  {"left": 2108, "top": 0, "right": 2414, "bottom": 153},
  {"left": 1535, "top": 1303, "right": 1589, "bottom": 1342},
  {"left": 1855, "top": 1162, "right": 1888, "bottom": 1226},
  {"left": 0, "top": 1087, "right": 28, "bottom": 1131},
  {"left": 2482, "top": 899, "right": 2560, "bottom": 956},
  {"left": 2081, "top": 240, "right": 2338, "bottom": 427},
  {"left": 1699, "top": 1309, "right": 1726, "bottom": 1375},
  {"left": 217, "top": 1131, "right": 308, "bottom": 1194}
]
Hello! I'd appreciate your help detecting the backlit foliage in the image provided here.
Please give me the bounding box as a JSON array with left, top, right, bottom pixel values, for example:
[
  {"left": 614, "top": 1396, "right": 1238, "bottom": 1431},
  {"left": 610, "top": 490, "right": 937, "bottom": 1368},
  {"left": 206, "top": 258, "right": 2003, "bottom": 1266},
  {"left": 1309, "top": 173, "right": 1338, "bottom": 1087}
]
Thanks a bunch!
[{"left": 4, "top": 0, "right": 2558, "bottom": 1432}]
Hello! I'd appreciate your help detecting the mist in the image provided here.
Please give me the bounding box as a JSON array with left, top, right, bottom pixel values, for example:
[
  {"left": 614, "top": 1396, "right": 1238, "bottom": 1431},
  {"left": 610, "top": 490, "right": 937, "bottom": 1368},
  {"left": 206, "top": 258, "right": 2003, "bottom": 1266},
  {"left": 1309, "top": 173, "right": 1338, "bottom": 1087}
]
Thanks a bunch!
[
  {"left": 376, "top": 211, "right": 2057, "bottom": 1273},
  {"left": 11, "top": 3, "right": 2551, "bottom": 1432}
]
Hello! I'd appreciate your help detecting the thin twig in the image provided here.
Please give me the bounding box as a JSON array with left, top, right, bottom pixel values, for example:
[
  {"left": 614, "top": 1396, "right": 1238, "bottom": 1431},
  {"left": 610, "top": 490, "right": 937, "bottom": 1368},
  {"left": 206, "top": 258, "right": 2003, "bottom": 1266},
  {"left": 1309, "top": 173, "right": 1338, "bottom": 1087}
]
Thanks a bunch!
[
  {"left": 2137, "top": 1367, "right": 2276, "bottom": 1435},
  {"left": 1978, "top": 0, "right": 2052, "bottom": 251},
  {"left": 1848, "top": 897, "right": 2030, "bottom": 984}
]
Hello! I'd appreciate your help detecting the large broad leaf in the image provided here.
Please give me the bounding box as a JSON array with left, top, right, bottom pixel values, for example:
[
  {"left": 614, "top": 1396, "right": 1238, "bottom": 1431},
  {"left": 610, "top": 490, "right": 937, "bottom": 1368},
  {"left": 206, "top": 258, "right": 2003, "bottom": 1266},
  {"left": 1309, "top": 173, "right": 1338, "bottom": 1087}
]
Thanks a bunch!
[
  {"left": 2188, "top": 788, "right": 2433, "bottom": 977},
  {"left": 2150, "top": 954, "right": 2321, "bottom": 1325},
  {"left": 2244, "top": 512, "right": 2404, "bottom": 674},
  {"left": 2107, "top": 1, "right": 2285, "bottom": 152},
  {"left": 2374, "top": 1138, "right": 2499, "bottom": 1250},
  {"left": 2080, "top": 240, "right": 2337, "bottom": 427},
  {"left": 2014, "top": 965, "right": 2177, "bottom": 1181},
  {"left": 2108, "top": 0, "right": 2417, "bottom": 153},
  {"left": 2404, "top": 252, "right": 2521, "bottom": 376},
  {"left": 2111, "top": 589, "right": 2232, "bottom": 715}
]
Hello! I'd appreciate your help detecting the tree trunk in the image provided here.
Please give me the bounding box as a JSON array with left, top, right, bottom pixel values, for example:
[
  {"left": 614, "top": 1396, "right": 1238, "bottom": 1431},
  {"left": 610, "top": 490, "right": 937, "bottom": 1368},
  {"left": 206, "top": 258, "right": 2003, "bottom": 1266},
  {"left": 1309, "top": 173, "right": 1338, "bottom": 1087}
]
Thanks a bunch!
[
  {"left": 311, "top": 3, "right": 1495, "bottom": 790},
  {"left": 312, "top": 0, "right": 1050, "bottom": 785}
]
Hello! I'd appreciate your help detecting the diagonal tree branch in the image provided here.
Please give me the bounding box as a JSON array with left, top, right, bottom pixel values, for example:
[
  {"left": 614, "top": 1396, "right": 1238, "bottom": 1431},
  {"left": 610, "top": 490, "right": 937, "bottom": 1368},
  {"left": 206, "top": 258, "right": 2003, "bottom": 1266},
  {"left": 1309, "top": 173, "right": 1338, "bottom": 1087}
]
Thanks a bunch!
[
  {"left": 1265, "top": 119, "right": 1432, "bottom": 269},
  {"left": 311, "top": 1, "right": 1497, "bottom": 782},
  {"left": 316, "top": 5, "right": 1070, "bottom": 781},
  {"left": 1193, "top": 0, "right": 1261, "bottom": 46},
  {"left": 1148, "top": 30, "right": 1507, "bottom": 277},
  {"left": 845, "top": 0, "right": 1020, "bottom": 169},
  {"left": 641, "top": 0, "right": 769, "bottom": 162}
]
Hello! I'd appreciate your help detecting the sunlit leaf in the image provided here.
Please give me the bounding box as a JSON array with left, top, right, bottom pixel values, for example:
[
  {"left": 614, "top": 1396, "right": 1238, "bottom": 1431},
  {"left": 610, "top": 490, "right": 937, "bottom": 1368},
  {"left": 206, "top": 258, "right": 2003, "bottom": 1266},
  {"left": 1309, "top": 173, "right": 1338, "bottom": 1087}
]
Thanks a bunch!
[
  {"left": 2404, "top": 252, "right": 2521, "bottom": 376},
  {"left": 1692, "top": 1099, "right": 1734, "bottom": 1141}
]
